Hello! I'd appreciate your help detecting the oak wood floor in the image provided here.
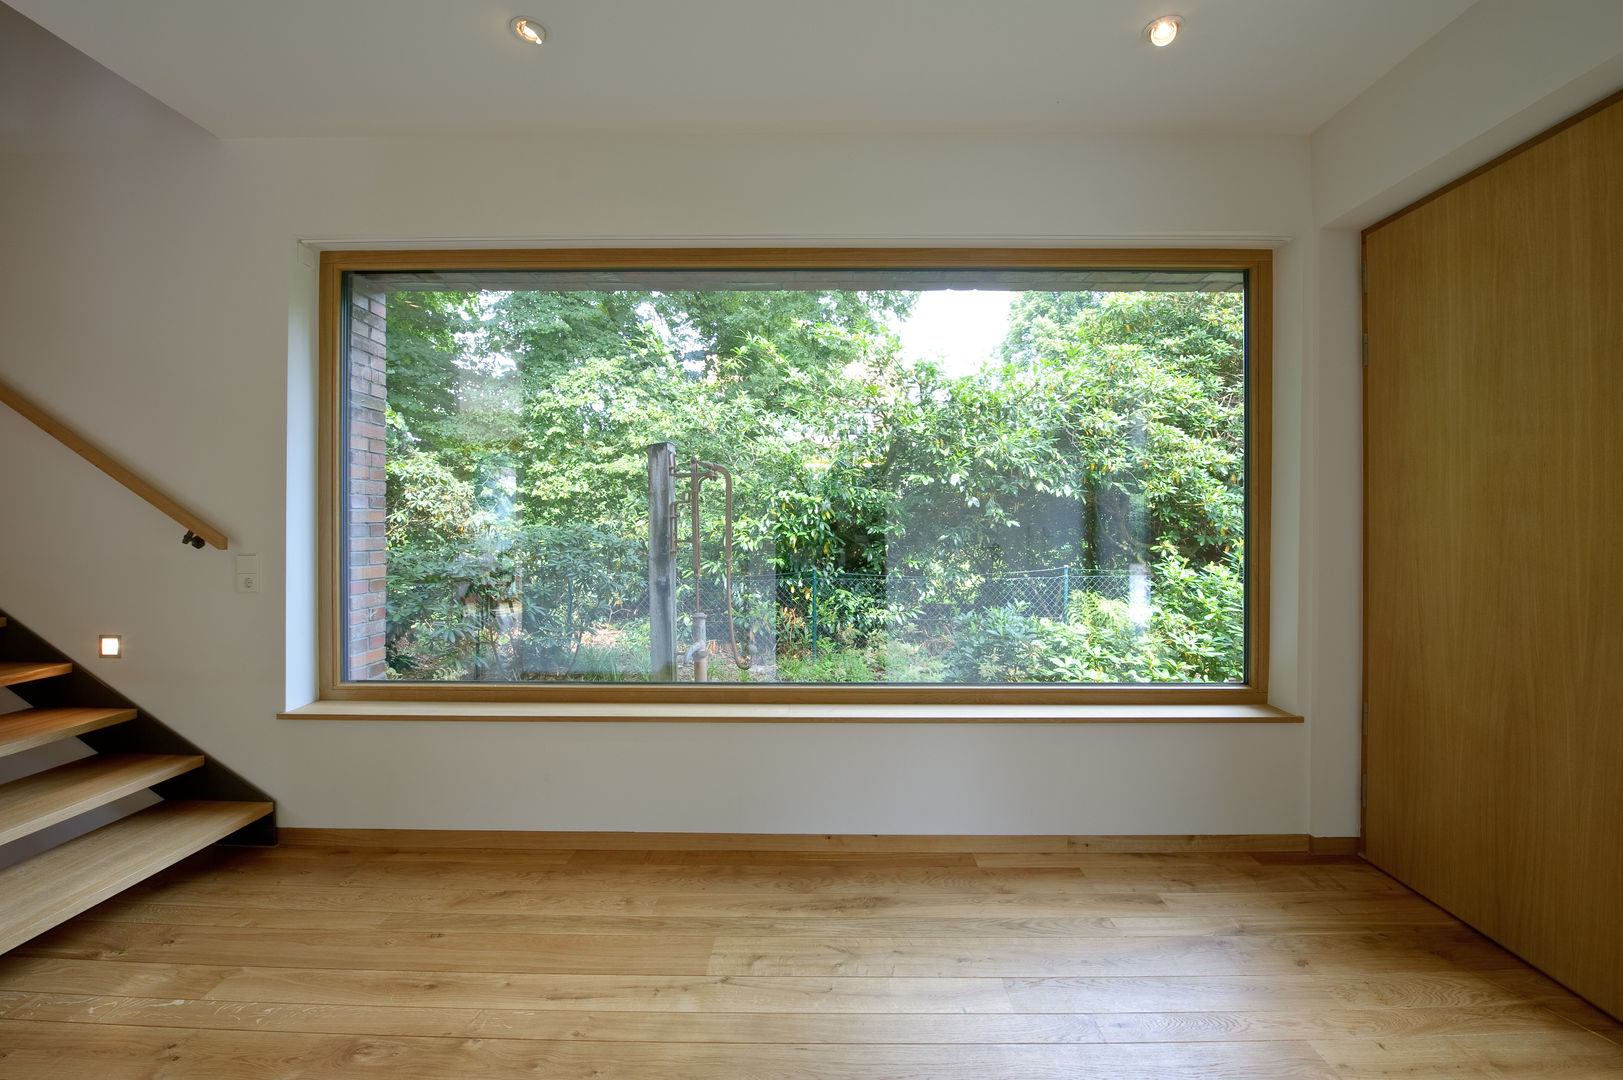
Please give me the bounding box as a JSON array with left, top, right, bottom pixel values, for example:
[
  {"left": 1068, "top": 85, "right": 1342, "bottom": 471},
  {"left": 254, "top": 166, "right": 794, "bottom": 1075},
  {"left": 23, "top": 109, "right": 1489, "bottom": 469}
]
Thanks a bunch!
[{"left": 0, "top": 840, "right": 1618, "bottom": 1078}]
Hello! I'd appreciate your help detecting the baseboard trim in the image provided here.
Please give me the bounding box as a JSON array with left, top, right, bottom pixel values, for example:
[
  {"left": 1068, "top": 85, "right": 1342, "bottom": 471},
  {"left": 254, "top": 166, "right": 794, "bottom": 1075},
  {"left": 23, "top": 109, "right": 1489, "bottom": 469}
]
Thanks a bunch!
[
  {"left": 1309, "top": 836, "right": 1362, "bottom": 855},
  {"left": 278, "top": 829, "right": 1363, "bottom": 854}
]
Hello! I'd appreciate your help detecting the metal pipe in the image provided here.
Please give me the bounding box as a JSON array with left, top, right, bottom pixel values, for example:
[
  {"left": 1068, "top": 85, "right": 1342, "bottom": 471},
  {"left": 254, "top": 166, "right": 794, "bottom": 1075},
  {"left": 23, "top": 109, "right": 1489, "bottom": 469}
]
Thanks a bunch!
[
  {"left": 672, "top": 455, "right": 744, "bottom": 678},
  {"left": 646, "top": 442, "right": 678, "bottom": 682},
  {"left": 691, "top": 611, "right": 708, "bottom": 681},
  {"left": 689, "top": 456, "right": 704, "bottom": 587},
  {"left": 687, "top": 457, "right": 707, "bottom": 681},
  {"left": 698, "top": 461, "right": 743, "bottom": 670}
]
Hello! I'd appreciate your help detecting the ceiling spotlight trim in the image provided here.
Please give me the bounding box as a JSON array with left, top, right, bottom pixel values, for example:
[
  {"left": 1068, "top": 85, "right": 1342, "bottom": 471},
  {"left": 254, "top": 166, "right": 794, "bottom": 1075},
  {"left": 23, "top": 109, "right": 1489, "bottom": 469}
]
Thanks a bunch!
[
  {"left": 509, "top": 16, "right": 546, "bottom": 45},
  {"left": 1146, "top": 15, "right": 1181, "bottom": 47}
]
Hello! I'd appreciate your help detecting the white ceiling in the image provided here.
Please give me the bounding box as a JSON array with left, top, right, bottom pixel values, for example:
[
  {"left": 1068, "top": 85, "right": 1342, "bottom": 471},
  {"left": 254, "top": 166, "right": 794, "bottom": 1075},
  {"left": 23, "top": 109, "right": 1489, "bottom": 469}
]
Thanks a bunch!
[{"left": 4, "top": 0, "right": 1478, "bottom": 139}]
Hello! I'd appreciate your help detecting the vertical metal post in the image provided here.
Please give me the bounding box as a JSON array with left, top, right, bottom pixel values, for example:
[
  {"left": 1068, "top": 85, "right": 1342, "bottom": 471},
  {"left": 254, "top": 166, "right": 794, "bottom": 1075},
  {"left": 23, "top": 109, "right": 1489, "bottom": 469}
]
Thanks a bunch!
[
  {"left": 1061, "top": 566, "right": 1070, "bottom": 621},
  {"left": 810, "top": 567, "right": 819, "bottom": 656},
  {"left": 647, "top": 442, "right": 677, "bottom": 682},
  {"left": 689, "top": 455, "right": 707, "bottom": 682}
]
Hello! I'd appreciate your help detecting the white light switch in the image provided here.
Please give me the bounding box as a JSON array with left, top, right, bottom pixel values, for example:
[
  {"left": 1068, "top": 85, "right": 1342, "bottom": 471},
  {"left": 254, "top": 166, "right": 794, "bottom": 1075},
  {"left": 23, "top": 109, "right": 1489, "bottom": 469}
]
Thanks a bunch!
[{"left": 235, "top": 553, "right": 261, "bottom": 594}]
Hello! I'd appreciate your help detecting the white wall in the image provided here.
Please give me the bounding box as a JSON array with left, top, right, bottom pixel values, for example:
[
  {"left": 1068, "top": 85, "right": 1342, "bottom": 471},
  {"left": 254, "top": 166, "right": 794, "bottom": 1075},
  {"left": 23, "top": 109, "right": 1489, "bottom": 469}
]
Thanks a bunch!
[
  {"left": 3, "top": 4, "right": 1617, "bottom": 836},
  {"left": 1313, "top": 0, "right": 1623, "bottom": 230},
  {"left": 1298, "top": 0, "right": 1623, "bottom": 838},
  {"left": 0, "top": 112, "right": 1320, "bottom": 833}
]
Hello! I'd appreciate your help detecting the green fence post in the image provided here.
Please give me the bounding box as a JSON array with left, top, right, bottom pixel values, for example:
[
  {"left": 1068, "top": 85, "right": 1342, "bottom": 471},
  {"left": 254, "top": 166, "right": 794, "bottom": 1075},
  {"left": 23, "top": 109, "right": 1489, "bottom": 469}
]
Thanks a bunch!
[
  {"left": 810, "top": 568, "right": 819, "bottom": 656},
  {"left": 1061, "top": 566, "right": 1070, "bottom": 621}
]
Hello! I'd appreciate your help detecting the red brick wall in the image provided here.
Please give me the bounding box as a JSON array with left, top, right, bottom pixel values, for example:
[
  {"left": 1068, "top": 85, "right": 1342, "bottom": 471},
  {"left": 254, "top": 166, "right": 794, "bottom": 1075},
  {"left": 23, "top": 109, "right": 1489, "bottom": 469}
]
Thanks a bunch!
[{"left": 345, "top": 281, "right": 388, "bottom": 680}]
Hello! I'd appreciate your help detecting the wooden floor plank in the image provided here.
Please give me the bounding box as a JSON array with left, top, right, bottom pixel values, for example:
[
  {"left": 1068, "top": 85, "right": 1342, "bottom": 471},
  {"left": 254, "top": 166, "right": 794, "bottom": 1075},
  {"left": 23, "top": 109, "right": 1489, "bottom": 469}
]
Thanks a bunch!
[
  {"left": 703, "top": 929, "right": 1520, "bottom": 979},
  {"left": 1464, "top": 966, "right": 1623, "bottom": 1040},
  {"left": 207, "top": 844, "right": 578, "bottom": 867},
  {"left": 0, "top": 956, "right": 229, "bottom": 1000},
  {"left": 1092, "top": 1004, "right": 1581, "bottom": 1042},
  {"left": 0, "top": 840, "right": 1613, "bottom": 1078},
  {"left": 1157, "top": 891, "right": 1444, "bottom": 916},
  {"left": 567, "top": 848, "right": 985, "bottom": 868},
  {"left": 122, "top": 878, "right": 1221, "bottom": 918},
  {"left": 120, "top": 872, "right": 1429, "bottom": 921},
  {"left": 1000, "top": 972, "right": 1548, "bottom": 1013},
  {"left": 0, "top": 1020, "right": 1343, "bottom": 1080},
  {"left": 1312, "top": 1032, "right": 1623, "bottom": 1078},
  {"left": 0, "top": 991, "right": 1583, "bottom": 1046},
  {"left": 0, "top": 959, "right": 1558, "bottom": 1018},
  {"left": 171, "top": 859, "right": 1108, "bottom": 893},
  {"left": 78, "top": 899, "right": 1464, "bottom": 938},
  {"left": 17, "top": 921, "right": 718, "bottom": 976},
  {"left": 183, "top": 846, "right": 1394, "bottom": 894},
  {"left": 17, "top": 920, "right": 1518, "bottom": 981},
  {"left": 0, "top": 992, "right": 1103, "bottom": 1043},
  {"left": 0, "top": 959, "right": 1021, "bottom": 1013}
]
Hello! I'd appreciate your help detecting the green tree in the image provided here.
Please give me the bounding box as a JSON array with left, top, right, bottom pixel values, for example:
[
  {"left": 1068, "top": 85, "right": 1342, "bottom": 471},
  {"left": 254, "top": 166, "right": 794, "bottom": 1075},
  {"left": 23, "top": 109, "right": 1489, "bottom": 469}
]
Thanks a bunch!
[{"left": 374, "top": 281, "right": 1247, "bottom": 684}]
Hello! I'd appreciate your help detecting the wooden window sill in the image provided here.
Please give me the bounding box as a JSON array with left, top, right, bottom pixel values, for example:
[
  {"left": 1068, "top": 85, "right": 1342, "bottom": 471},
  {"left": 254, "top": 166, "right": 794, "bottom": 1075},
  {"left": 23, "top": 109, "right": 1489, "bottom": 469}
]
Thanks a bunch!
[{"left": 278, "top": 701, "right": 1303, "bottom": 724}]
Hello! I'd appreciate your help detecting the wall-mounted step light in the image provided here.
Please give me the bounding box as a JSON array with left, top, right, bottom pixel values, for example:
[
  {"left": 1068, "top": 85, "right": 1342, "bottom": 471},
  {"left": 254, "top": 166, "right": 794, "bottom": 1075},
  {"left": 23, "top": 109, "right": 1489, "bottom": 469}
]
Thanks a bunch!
[{"left": 98, "top": 634, "right": 122, "bottom": 659}]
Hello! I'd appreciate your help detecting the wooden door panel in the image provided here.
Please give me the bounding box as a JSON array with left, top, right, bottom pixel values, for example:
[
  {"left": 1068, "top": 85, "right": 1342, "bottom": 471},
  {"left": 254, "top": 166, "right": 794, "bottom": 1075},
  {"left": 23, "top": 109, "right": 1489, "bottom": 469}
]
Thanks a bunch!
[{"left": 1363, "top": 93, "right": 1623, "bottom": 1020}]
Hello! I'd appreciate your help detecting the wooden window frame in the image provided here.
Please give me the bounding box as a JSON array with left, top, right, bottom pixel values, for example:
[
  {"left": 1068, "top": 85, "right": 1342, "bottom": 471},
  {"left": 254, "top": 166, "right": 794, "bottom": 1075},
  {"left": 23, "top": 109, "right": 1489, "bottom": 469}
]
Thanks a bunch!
[{"left": 316, "top": 247, "right": 1274, "bottom": 710}]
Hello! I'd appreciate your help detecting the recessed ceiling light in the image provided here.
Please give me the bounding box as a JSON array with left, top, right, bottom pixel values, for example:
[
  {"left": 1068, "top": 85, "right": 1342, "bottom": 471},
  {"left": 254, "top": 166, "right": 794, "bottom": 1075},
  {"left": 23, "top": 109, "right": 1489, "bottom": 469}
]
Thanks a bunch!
[
  {"left": 1146, "top": 15, "right": 1180, "bottom": 47},
  {"left": 509, "top": 17, "right": 546, "bottom": 46}
]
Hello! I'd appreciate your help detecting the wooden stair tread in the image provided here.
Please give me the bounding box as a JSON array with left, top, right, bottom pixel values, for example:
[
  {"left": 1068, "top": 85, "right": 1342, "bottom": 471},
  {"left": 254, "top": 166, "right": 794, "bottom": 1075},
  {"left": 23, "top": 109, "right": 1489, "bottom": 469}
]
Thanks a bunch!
[
  {"left": 0, "top": 661, "right": 72, "bottom": 687},
  {"left": 0, "top": 754, "right": 205, "bottom": 847},
  {"left": 0, "top": 800, "right": 273, "bottom": 954},
  {"left": 0, "top": 707, "right": 139, "bottom": 759}
]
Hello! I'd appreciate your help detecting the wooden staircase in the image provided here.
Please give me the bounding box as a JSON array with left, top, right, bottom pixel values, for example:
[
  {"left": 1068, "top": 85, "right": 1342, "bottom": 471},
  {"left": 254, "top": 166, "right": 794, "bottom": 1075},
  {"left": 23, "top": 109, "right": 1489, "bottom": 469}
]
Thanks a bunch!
[{"left": 0, "top": 612, "right": 274, "bottom": 954}]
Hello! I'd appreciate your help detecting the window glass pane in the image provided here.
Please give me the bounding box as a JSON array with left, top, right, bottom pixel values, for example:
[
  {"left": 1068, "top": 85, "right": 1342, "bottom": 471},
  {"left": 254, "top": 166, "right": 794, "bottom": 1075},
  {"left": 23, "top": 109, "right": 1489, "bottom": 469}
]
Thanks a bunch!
[{"left": 341, "top": 268, "right": 1247, "bottom": 685}]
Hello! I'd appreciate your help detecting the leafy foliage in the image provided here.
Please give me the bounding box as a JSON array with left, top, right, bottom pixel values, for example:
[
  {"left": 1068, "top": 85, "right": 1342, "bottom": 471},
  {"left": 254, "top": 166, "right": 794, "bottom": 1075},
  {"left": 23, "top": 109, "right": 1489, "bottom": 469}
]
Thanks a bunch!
[{"left": 367, "top": 278, "right": 1247, "bottom": 683}]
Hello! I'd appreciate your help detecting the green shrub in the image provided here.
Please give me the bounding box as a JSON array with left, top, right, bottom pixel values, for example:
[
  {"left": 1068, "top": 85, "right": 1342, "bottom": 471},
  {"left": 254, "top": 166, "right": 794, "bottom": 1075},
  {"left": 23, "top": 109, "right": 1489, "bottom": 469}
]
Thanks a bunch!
[{"left": 778, "top": 648, "right": 877, "bottom": 684}]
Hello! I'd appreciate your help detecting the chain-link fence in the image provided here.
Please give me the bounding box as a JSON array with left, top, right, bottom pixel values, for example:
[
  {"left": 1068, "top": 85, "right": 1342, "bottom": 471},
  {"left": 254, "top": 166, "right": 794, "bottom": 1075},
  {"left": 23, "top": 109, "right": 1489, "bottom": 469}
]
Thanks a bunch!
[
  {"left": 383, "top": 566, "right": 1136, "bottom": 679},
  {"left": 675, "top": 567, "right": 1134, "bottom": 653}
]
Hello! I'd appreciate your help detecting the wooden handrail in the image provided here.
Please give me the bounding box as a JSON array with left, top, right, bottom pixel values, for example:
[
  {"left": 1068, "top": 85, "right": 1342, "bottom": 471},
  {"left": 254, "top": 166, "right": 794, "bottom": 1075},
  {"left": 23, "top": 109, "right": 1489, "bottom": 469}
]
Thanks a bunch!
[{"left": 0, "top": 378, "right": 228, "bottom": 550}]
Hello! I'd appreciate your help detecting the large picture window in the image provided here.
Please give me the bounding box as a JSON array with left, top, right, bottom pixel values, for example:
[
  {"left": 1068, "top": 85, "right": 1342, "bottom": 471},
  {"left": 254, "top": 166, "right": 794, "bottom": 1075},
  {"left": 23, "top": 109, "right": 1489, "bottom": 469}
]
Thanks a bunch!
[{"left": 321, "top": 251, "right": 1270, "bottom": 704}]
